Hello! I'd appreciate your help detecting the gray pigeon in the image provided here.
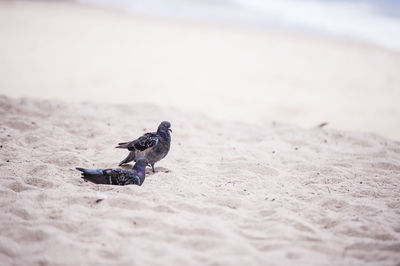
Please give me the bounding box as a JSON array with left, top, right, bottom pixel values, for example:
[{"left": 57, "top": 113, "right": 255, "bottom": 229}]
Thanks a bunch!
[
  {"left": 76, "top": 158, "right": 149, "bottom": 186},
  {"left": 116, "top": 121, "right": 172, "bottom": 172}
]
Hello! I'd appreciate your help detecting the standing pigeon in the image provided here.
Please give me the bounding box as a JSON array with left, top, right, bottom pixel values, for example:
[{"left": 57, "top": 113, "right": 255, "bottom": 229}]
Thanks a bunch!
[
  {"left": 76, "top": 158, "right": 149, "bottom": 186},
  {"left": 116, "top": 121, "right": 172, "bottom": 172}
]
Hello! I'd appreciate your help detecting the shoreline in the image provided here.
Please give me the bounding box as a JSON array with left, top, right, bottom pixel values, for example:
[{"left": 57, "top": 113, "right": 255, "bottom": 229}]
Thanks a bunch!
[{"left": 76, "top": 0, "right": 400, "bottom": 52}]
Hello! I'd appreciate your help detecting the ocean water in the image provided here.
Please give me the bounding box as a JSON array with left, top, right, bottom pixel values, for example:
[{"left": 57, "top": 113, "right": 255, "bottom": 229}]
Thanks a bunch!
[{"left": 78, "top": 0, "right": 400, "bottom": 51}]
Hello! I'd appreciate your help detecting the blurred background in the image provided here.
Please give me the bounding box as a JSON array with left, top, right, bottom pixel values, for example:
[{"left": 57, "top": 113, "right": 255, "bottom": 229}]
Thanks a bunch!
[
  {"left": 79, "top": 0, "right": 400, "bottom": 51},
  {"left": 0, "top": 0, "right": 399, "bottom": 139}
]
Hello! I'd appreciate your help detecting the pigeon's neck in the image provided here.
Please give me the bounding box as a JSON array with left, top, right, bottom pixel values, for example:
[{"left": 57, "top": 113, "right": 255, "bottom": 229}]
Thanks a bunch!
[
  {"left": 132, "top": 166, "right": 146, "bottom": 184},
  {"left": 133, "top": 164, "right": 146, "bottom": 172},
  {"left": 157, "top": 128, "right": 171, "bottom": 141}
]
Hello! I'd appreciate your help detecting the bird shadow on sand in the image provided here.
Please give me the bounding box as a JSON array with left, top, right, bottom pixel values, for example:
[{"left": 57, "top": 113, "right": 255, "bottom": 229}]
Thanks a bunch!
[
  {"left": 147, "top": 167, "right": 170, "bottom": 175},
  {"left": 119, "top": 164, "right": 170, "bottom": 176}
]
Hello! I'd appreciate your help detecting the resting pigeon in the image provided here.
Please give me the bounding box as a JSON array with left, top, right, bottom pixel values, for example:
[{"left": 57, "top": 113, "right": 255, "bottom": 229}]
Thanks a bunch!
[
  {"left": 76, "top": 158, "right": 149, "bottom": 186},
  {"left": 116, "top": 121, "right": 172, "bottom": 172}
]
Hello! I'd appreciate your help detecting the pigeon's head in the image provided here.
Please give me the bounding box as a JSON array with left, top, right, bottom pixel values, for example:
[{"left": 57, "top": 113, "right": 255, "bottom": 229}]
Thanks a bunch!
[
  {"left": 158, "top": 121, "right": 172, "bottom": 132},
  {"left": 134, "top": 158, "right": 150, "bottom": 170}
]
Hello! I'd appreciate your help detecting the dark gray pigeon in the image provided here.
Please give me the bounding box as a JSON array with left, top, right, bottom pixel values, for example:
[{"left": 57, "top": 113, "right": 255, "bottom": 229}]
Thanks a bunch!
[
  {"left": 76, "top": 158, "right": 149, "bottom": 186},
  {"left": 116, "top": 121, "right": 172, "bottom": 172}
]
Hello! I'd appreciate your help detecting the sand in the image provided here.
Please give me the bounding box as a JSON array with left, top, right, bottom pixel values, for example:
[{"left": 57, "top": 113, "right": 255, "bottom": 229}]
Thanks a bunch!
[
  {"left": 0, "top": 95, "right": 400, "bottom": 266},
  {"left": 1, "top": 1, "right": 400, "bottom": 140},
  {"left": 1, "top": 1, "right": 400, "bottom": 266}
]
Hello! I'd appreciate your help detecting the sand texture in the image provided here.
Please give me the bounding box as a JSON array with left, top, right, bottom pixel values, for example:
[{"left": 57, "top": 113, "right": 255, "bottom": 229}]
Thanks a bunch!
[{"left": 0, "top": 95, "right": 399, "bottom": 266}]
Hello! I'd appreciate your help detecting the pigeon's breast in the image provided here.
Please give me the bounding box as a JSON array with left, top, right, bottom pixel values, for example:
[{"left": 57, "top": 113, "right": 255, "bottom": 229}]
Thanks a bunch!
[{"left": 136, "top": 141, "right": 169, "bottom": 164}]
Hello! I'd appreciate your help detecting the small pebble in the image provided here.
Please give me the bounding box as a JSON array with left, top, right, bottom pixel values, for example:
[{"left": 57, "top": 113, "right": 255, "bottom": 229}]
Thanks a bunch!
[{"left": 95, "top": 191, "right": 108, "bottom": 203}]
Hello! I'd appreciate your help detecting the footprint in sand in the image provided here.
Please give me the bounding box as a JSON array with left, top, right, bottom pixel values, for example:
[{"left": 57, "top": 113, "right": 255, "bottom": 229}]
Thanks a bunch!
[
  {"left": 23, "top": 177, "right": 54, "bottom": 189},
  {"left": 6, "top": 180, "right": 31, "bottom": 193},
  {"left": 108, "top": 197, "right": 150, "bottom": 211},
  {"left": 7, "top": 207, "right": 33, "bottom": 221}
]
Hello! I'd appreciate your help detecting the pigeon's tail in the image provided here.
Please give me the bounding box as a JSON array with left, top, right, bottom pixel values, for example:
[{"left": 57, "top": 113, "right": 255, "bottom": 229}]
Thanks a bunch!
[
  {"left": 118, "top": 151, "right": 136, "bottom": 166},
  {"left": 76, "top": 168, "right": 103, "bottom": 175},
  {"left": 76, "top": 168, "right": 109, "bottom": 184},
  {"left": 115, "top": 142, "right": 130, "bottom": 149}
]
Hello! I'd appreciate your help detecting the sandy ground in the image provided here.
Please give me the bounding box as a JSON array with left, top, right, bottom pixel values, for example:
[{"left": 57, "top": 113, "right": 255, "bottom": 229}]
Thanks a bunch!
[
  {"left": 0, "top": 1, "right": 400, "bottom": 140},
  {"left": 0, "top": 95, "right": 400, "bottom": 266}
]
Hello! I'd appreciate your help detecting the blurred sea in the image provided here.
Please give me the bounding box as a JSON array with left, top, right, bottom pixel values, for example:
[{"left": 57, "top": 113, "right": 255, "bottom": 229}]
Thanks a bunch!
[{"left": 77, "top": 0, "right": 400, "bottom": 51}]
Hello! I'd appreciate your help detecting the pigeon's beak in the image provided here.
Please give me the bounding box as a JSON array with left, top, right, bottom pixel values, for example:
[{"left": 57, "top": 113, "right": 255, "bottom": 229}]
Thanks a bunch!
[
  {"left": 168, "top": 128, "right": 172, "bottom": 132},
  {"left": 146, "top": 163, "right": 151, "bottom": 167}
]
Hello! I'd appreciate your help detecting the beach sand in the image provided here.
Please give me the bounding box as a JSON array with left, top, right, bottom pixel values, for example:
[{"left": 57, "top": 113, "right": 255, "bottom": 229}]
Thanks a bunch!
[
  {"left": 0, "top": 95, "right": 399, "bottom": 266},
  {"left": 1, "top": 1, "right": 400, "bottom": 266}
]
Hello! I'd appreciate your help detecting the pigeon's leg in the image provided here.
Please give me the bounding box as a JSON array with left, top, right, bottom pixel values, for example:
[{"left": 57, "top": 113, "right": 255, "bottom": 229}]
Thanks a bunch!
[{"left": 151, "top": 163, "right": 155, "bottom": 173}]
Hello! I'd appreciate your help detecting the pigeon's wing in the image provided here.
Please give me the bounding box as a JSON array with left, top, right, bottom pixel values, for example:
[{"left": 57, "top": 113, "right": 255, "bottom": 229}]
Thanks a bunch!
[
  {"left": 133, "top": 133, "right": 159, "bottom": 151},
  {"left": 122, "top": 171, "right": 142, "bottom": 186},
  {"left": 76, "top": 168, "right": 133, "bottom": 185},
  {"left": 116, "top": 132, "right": 159, "bottom": 151},
  {"left": 101, "top": 168, "right": 126, "bottom": 185}
]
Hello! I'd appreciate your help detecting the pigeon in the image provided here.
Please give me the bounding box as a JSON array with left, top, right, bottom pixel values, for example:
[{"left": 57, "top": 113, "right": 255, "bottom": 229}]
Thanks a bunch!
[
  {"left": 116, "top": 121, "right": 172, "bottom": 172},
  {"left": 76, "top": 158, "right": 149, "bottom": 186}
]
